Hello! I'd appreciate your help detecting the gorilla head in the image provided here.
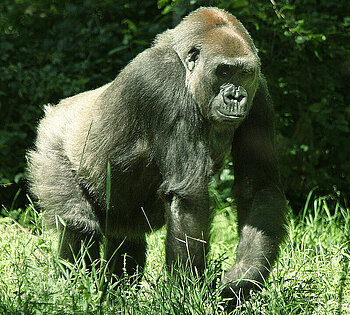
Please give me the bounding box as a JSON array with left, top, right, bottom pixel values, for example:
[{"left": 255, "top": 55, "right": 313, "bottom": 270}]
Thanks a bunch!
[
  {"left": 27, "top": 7, "right": 287, "bottom": 308},
  {"left": 168, "top": 8, "right": 260, "bottom": 125}
]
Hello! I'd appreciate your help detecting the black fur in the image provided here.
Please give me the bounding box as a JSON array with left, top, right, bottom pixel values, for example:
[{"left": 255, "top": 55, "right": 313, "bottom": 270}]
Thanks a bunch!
[{"left": 27, "top": 7, "right": 287, "bottom": 304}]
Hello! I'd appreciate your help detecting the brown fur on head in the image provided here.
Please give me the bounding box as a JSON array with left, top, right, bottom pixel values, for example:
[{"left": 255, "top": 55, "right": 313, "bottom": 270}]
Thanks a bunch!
[
  {"left": 160, "top": 7, "right": 260, "bottom": 124},
  {"left": 168, "top": 7, "right": 257, "bottom": 57}
]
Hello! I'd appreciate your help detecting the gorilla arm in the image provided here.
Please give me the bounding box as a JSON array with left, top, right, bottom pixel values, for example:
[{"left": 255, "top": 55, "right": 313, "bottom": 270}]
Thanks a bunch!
[
  {"left": 223, "top": 76, "right": 288, "bottom": 298},
  {"left": 157, "top": 118, "right": 212, "bottom": 273},
  {"left": 165, "top": 194, "right": 210, "bottom": 272}
]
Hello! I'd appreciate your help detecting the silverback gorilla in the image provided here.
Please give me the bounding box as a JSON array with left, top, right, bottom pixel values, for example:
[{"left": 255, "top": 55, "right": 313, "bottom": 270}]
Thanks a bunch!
[{"left": 27, "top": 7, "right": 287, "bottom": 301}]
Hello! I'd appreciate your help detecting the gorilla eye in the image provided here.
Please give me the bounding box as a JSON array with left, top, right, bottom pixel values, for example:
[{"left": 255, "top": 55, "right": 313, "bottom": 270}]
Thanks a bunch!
[
  {"left": 216, "top": 64, "right": 234, "bottom": 79},
  {"left": 241, "top": 68, "right": 255, "bottom": 75}
]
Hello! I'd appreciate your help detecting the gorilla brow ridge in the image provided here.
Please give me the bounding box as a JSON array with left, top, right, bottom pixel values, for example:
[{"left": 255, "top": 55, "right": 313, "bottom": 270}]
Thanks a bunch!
[{"left": 230, "top": 60, "right": 257, "bottom": 72}]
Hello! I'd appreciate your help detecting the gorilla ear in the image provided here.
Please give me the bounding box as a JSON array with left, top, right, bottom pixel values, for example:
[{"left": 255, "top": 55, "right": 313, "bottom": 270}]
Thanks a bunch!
[{"left": 185, "top": 47, "right": 200, "bottom": 71}]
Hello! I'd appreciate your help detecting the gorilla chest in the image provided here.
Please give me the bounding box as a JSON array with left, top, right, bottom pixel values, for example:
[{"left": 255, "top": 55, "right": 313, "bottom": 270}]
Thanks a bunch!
[
  {"left": 208, "top": 127, "right": 235, "bottom": 172},
  {"left": 105, "top": 161, "right": 165, "bottom": 235}
]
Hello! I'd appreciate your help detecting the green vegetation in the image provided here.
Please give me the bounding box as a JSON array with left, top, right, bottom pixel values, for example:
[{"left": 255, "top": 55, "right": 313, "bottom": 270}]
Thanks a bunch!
[
  {"left": 0, "top": 0, "right": 349, "bottom": 209},
  {"left": 0, "top": 192, "right": 348, "bottom": 314}
]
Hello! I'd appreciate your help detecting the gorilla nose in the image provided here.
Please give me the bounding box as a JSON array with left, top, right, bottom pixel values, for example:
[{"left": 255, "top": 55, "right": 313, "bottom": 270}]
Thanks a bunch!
[{"left": 221, "top": 84, "right": 248, "bottom": 113}]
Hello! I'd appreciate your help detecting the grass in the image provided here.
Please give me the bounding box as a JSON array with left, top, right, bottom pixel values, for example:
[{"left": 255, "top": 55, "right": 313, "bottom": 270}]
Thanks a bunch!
[{"left": 0, "top": 191, "right": 349, "bottom": 314}]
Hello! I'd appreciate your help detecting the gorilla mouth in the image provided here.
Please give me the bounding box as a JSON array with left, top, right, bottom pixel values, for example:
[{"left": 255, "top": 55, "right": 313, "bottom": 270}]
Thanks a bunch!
[
  {"left": 217, "top": 84, "right": 248, "bottom": 121},
  {"left": 217, "top": 110, "right": 246, "bottom": 120}
]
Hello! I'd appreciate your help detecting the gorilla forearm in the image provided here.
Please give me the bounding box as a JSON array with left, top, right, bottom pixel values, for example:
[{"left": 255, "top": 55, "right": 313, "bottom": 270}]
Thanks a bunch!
[
  {"left": 166, "top": 195, "right": 210, "bottom": 271},
  {"left": 242, "top": 186, "right": 287, "bottom": 237},
  {"left": 223, "top": 185, "right": 287, "bottom": 297},
  {"left": 222, "top": 225, "right": 278, "bottom": 297},
  {"left": 235, "top": 182, "right": 287, "bottom": 237},
  {"left": 161, "top": 138, "right": 211, "bottom": 271}
]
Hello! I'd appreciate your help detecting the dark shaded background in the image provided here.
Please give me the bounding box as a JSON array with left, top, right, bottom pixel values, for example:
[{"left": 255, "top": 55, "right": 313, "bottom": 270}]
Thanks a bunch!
[{"left": 1, "top": 0, "right": 349, "bottom": 214}]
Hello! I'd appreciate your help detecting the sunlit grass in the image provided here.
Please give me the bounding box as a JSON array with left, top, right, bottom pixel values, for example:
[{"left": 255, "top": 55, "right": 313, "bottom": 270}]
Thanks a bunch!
[{"left": 0, "top": 192, "right": 349, "bottom": 314}]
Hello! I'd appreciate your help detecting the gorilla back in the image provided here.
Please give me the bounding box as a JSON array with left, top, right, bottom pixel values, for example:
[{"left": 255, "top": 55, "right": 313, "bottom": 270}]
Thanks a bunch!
[{"left": 27, "top": 7, "right": 287, "bottom": 302}]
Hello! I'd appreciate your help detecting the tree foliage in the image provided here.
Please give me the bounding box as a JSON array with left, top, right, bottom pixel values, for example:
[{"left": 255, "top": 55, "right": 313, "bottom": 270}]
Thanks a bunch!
[{"left": 0, "top": 0, "right": 349, "bottom": 210}]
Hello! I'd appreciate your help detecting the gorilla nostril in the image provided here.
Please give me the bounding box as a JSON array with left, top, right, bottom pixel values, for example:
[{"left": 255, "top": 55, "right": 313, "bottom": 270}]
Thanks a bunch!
[
  {"left": 237, "top": 95, "right": 245, "bottom": 103},
  {"left": 222, "top": 85, "right": 247, "bottom": 106},
  {"left": 223, "top": 94, "right": 234, "bottom": 106},
  {"left": 226, "top": 93, "right": 235, "bottom": 101}
]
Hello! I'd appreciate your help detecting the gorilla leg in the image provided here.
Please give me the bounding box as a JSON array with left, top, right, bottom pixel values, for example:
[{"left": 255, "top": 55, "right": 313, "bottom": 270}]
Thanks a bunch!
[
  {"left": 104, "top": 237, "right": 146, "bottom": 280},
  {"left": 27, "top": 147, "right": 102, "bottom": 266}
]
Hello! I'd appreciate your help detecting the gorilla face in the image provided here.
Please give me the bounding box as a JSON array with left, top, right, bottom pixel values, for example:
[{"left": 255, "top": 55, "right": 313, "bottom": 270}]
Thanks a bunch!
[
  {"left": 209, "top": 62, "right": 259, "bottom": 124},
  {"left": 182, "top": 21, "right": 260, "bottom": 126}
]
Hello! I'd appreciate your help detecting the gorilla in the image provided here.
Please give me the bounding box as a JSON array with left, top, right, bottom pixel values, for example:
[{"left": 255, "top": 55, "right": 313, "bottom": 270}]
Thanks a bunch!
[{"left": 27, "top": 7, "right": 287, "bottom": 302}]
